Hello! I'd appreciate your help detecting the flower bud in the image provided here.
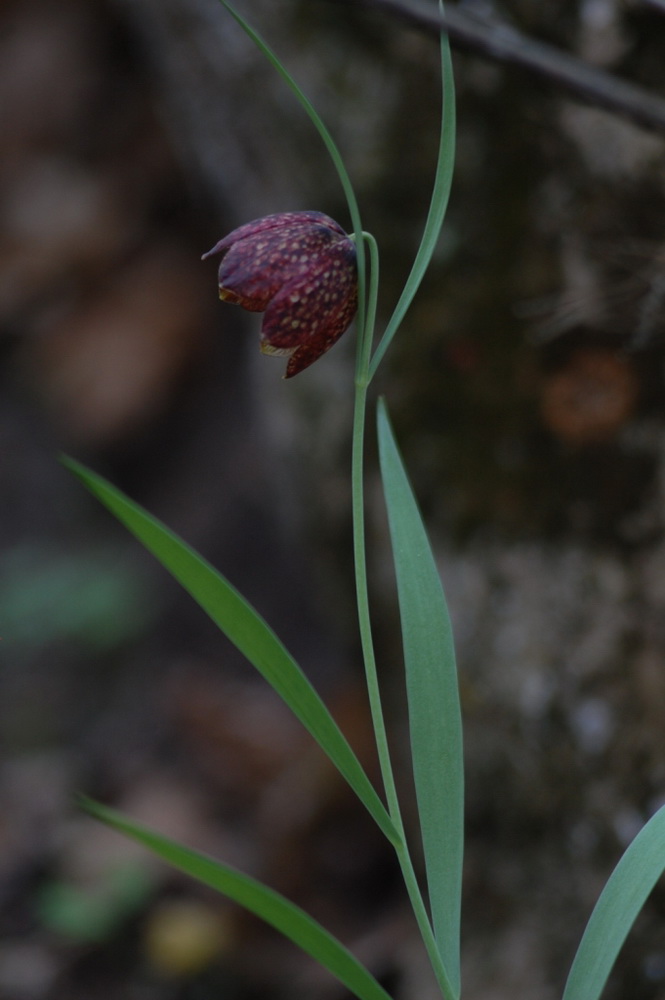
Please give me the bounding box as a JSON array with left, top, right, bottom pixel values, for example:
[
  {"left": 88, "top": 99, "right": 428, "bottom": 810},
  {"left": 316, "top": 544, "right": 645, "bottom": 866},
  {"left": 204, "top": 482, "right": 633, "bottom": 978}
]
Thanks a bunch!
[{"left": 203, "top": 211, "right": 357, "bottom": 377}]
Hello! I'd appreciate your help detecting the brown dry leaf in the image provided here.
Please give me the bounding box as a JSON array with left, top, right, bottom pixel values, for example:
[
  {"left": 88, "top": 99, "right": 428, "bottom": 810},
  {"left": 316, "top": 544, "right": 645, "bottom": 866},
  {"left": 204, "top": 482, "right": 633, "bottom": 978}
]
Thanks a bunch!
[
  {"left": 0, "top": 158, "right": 139, "bottom": 319},
  {"left": 26, "top": 244, "right": 211, "bottom": 445},
  {"left": 167, "top": 671, "right": 308, "bottom": 800},
  {"left": 540, "top": 349, "right": 639, "bottom": 445}
]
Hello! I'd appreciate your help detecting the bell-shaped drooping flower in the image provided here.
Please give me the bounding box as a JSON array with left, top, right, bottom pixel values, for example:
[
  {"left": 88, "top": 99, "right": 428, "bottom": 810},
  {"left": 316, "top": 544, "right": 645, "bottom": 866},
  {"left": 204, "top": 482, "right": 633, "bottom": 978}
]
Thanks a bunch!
[{"left": 202, "top": 211, "right": 357, "bottom": 378}]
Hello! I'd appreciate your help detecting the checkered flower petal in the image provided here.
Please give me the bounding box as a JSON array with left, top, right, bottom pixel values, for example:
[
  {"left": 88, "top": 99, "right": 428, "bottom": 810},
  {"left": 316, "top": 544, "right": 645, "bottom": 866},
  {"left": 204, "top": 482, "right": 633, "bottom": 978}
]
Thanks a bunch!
[{"left": 203, "top": 211, "right": 357, "bottom": 377}]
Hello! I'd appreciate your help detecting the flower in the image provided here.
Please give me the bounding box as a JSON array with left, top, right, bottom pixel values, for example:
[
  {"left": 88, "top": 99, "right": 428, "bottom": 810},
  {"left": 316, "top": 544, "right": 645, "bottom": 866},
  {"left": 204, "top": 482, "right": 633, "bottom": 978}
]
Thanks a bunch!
[{"left": 202, "top": 211, "right": 357, "bottom": 378}]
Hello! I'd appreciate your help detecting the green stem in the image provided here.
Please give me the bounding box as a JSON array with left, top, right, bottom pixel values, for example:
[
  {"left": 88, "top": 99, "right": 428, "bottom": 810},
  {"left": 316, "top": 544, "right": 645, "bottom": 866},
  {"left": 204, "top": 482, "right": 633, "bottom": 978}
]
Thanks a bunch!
[
  {"left": 351, "top": 240, "right": 456, "bottom": 1000},
  {"left": 351, "top": 381, "right": 455, "bottom": 1000},
  {"left": 355, "top": 233, "right": 379, "bottom": 379}
]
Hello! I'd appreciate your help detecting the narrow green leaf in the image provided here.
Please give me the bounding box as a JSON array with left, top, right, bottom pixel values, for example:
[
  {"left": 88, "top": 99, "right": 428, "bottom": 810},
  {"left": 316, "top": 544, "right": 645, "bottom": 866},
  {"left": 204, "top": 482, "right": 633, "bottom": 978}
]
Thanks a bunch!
[
  {"left": 62, "top": 457, "right": 399, "bottom": 848},
  {"left": 563, "top": 803, "right": 665, "bottom": 1000},
  {"left": 377, "top": 399, "right": 463, "bottom": 999},
  {"left": 81, "top": 798, "right": 393, "bottom": 1000},
  {"left": 369, "top": 2, "right": 456, "bottom": 380}
]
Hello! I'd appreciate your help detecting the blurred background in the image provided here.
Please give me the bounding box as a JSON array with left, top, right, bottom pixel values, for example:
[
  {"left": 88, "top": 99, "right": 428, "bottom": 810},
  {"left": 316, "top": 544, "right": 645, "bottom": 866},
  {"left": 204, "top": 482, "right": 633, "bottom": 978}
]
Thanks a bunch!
[{"left": 2, "top": 0, "right": 665, "bottom": 997}]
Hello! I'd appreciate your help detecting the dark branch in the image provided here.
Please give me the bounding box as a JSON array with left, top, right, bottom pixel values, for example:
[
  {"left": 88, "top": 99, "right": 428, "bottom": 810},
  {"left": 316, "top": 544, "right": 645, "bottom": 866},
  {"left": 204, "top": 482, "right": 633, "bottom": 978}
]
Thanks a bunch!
[{"left": 329, "top": 0, "right": 665, "bottom": 135}]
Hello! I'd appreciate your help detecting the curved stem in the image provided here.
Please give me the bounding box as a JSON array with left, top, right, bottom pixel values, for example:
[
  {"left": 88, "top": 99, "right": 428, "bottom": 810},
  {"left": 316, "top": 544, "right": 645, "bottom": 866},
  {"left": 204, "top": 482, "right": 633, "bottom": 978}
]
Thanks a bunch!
[{"left": 354, "top": 233, "right": 380, "bottom": 381}]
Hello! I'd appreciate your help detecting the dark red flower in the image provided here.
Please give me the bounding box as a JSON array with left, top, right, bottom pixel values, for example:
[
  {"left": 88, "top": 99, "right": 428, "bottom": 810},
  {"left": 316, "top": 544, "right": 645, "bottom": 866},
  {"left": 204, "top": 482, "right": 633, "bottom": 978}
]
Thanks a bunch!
[{"left": 202, "top": 211, "right": 357, "bottom": 378}]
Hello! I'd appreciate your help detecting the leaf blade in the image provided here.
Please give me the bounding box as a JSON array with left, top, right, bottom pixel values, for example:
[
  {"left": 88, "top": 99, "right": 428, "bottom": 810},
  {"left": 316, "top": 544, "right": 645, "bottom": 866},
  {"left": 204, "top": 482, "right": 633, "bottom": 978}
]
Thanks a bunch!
[
  {"left": 62, "top": 457, "right": 398, "bottom": 848},
  {"left": 563, "top": 803, "right": 665, "bottom": 1000},
  {"left": 369, "top": 2, "right": 456, "bottom": 379},
  {"left": 81, "top": 798, "right": 393, "bottom": 1000},
  {"left": 377, "top": 399, "right": 463, "bottom": 998}
]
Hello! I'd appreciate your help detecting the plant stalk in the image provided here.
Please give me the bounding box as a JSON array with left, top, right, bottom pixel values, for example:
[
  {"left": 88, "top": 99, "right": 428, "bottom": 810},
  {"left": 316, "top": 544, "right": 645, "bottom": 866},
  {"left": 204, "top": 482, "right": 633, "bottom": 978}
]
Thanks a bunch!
[{"left": 351, "top": 239, "right": 456, "bottom": 1000}]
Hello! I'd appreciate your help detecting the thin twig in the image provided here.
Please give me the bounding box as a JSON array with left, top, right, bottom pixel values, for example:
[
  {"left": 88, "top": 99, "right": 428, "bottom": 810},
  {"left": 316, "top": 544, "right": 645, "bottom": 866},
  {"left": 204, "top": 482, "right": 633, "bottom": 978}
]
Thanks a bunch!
[{"left": 328, "top": 0, "right": 665, "bottom": 135}]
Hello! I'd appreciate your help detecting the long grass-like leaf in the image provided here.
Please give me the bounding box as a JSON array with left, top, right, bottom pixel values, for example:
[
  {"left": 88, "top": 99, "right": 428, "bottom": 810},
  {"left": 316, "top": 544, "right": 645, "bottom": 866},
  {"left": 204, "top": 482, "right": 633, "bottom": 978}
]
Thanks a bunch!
[
  {"left": 62, "top": 457, "right": 399, "bottom": 848},
  {"left": 562, "top": 803, "right": 665, "bottom": 1000},
  {"left": 377, "top": 399, "right": 463, "bottom": 999},
  {"left": 81, "top": 798, "right": 393, "bottom": 1000},
  {"left": 369, "top": 2, "right": 455, "bottom": 380}
]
